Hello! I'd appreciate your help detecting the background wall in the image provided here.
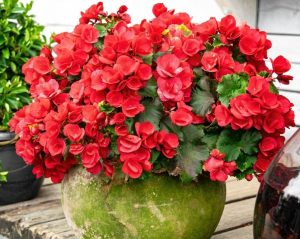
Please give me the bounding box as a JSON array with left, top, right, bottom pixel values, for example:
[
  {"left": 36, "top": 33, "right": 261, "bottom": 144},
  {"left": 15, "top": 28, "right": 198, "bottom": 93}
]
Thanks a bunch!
[{"left": 21, "top": 0, "right": 225, "bottom": 36}]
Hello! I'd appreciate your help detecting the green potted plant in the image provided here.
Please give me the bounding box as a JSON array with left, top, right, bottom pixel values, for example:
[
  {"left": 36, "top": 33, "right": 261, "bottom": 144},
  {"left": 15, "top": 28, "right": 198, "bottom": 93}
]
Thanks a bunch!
[
  {"left": 0, "top": 0, "right": 46, "bottom": 205},
  {"left": 10, "top": 1, "right": 295, "bottom": 238}
]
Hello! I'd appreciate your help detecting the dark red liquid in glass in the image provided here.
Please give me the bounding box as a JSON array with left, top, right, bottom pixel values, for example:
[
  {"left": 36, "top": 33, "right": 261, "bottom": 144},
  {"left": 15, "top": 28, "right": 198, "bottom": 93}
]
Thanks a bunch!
[{"left": 254, "top": 163, "right": 300, "bottom": 239}]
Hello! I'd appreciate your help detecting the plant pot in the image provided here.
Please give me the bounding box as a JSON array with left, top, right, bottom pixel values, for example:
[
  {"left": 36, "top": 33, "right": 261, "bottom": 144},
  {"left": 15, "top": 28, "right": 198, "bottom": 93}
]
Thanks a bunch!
[
  {"left": 61, "top": 166, "right": 226, "bottom": 239},
  {"left": 0, "top": 132, "right": 43, "bottom": 205}
]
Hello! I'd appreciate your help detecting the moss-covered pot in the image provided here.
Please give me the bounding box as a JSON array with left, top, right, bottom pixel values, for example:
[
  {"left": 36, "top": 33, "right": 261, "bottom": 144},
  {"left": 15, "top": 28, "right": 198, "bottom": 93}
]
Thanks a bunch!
[{"left": 61, "top": 166, "right": 226, "bottom": 239}]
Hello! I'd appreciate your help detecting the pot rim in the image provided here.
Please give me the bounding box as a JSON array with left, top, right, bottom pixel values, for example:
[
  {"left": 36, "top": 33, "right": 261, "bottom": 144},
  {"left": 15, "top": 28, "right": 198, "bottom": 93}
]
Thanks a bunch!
[{"left": 0, "top": 132, "right": 16, "bottom": 142}]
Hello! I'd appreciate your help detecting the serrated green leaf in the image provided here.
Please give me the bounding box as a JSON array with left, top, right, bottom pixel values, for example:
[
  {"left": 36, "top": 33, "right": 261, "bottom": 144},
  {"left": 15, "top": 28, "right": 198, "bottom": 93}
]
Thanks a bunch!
[
  {"left": 236, "top": 153, "right": 256, "bottom": 172},
  {"left": 240, "top": 130, "right": 262, "bottom": 154},
  {"left": 139, "top": 78, "right": 157, "bottom": 98},
  {"left": 216, "top": 129, "right": 261, "bottom": 162},
  {"left": 217, "top": 73, "right": 249, "bottom": 106},
  {"left": 182, "top": 124, "right": 204, "bottom": 144},
  {"left": 190, "top": 88, "right": 215, "bottom": 116},
  {"left": 137, "top": 98, "right": 162, "bottom": 130},
  {"left": 177, "top": 143, "right": 209, "bottom": 179},
  {"left": 202, "top": 132, "right": 219, "bottom": 150}
]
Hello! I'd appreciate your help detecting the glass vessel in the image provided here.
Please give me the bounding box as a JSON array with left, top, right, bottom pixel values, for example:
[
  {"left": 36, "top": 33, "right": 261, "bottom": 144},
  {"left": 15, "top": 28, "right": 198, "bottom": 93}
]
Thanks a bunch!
[{"left": 254, "top": 129, "right": 300, "bottom": 239}]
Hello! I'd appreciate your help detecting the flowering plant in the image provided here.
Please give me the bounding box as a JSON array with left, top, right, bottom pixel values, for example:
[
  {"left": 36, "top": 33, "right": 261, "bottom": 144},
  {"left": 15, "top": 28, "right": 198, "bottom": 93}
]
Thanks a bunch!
[{"left": 9, "top": 2, "right": 295, "bottom": 184}]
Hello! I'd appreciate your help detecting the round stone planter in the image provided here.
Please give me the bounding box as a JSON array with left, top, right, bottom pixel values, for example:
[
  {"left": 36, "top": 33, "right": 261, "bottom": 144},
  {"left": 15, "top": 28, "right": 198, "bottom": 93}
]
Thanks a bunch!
[{"left": 61, "top": 166, "right": 226, "bottom": 239}]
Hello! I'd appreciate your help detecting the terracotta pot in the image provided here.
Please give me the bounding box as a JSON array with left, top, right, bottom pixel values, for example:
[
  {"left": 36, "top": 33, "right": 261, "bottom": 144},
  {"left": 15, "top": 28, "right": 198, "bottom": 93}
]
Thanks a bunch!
[{"left": 62, "top": 166, "right": 226, "bottom": 239}]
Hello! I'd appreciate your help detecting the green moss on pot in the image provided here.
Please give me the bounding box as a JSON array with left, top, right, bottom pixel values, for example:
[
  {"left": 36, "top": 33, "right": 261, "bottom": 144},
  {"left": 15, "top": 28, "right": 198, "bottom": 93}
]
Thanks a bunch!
[{"left": 62, "top": 166, "right": 226, "bottom": 239}]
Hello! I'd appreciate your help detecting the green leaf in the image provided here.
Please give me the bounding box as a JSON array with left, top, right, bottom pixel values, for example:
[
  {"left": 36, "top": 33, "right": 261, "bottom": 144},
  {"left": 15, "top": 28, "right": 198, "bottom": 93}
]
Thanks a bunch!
[
  {"left": 202, "top": 131, "right": 219, "bottom": 150},
  {"left": 177, "top": 143, "right": 209, "bottom": 179},
  {"left": 240, "top": 130, "right": 262, "bottom": 155},
  {"left": 235, "top": 153, "right": 256, "bottom": 172},
  {"left": 191, "top": 88, "right": 215, "bottom": 116},
  {"left": 2, "top": 49, "right": 10, "bottom": 59},
  {"left": 98, "top": 101, "right": 114, "bottom": 114},
  {"left": 217, "top": 73, "right": 249, "bottom": 106},
  {"left": 9, "top": 85, "right": 28, "bottom": 95},
  {"left": 64, "top": 144, "right": 70, "bottom": 160},
  {"left": 193, "top": 67, "right": 204, "bottom": 77},
  {"left": 235, "top": 168, "right": 254, "bottom": 180},
  {"left": 10, "top": 61, "right": 17, "bottom": 73},
  {"left": 205, "top": 42, "right": 213, "bottom": 51},
  {"left": 232, "top": 47, "right": 246, "bottom": 63},
  {"left": 182, "top": 124, "right": 204, "bottom": 144},
  {"left": 270, "top": 82, "right": 279, "bottom": 94},
  {"left": 212, "top": 34, "right": 224, "bottom": 47},
  {"left": 94, "top": 25, "right": 107, "bottom": 37},
  {"left": 125, "top": 118, "right": 134, "bottom": 134},
  {"left": 139, "top": 78, "right": 157, "bottom": 98},
  {"left": 0, "top": 163, "right": 8, "bottom": 183},
  {"left": 258, "top": 71, "right": 270, "bottom": 78},
  {"left": 150, "top": 150, "right": 160, "bottom": 163},
  {"left": 0, "top": 171, "right": 8, "bottom": 183},
  {"left": 216, "top": 129, "right": 262, "bottom": 162},
  {"left": 141, "top": 54, "right": 153, "bottom": 65},
  {"left": 6, "top": 97, "right": 20, "bottom": 110},
  {"left": 137, "top": 98, "right": 162, "bottom": 130}
]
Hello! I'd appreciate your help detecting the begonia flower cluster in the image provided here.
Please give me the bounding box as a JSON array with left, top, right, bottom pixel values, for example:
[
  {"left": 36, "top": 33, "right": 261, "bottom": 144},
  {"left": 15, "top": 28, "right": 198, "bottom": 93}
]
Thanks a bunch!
[{"left": 9, "top": 2, "right": 295, "bottom": 183}]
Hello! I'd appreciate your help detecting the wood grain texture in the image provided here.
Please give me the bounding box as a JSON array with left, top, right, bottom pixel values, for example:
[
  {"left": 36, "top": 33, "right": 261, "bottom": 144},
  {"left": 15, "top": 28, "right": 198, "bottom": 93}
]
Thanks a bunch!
[
  {"left": 212, "top": 225, "right": 253, "bottom": 239},
  {"left": 215, "top": 197, "right": 256, "bottom": 233}
]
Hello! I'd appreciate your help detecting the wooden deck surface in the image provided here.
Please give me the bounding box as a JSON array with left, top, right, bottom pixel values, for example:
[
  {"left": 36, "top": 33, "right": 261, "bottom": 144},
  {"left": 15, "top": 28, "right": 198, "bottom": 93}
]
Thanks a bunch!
[{"left": 1, "top": 1, "right": 300, "bottom": 238}]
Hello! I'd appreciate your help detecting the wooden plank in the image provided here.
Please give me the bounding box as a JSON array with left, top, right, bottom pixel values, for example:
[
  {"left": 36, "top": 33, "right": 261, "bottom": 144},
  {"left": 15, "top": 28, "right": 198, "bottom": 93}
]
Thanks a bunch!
[
  {"left": 215, "top": 197, "right": 256, "bottom": 232},
  {"left": 29, "top": 219, "right": 75, "bottom": 239},
  {"left": 258, "top": 0, "right": 300, "bottom": 35},
  {"left": 0, "top": 199, "right": 75, "bottom": 238},
  {"left": 0, "top": 184, "right": 60, "bottom": 214},
  {"left": 212, "top": 225, "right": 253, "bottom": 239},
  {"left": 226, "top": 179, "right": 259, "bottom": 203}
]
